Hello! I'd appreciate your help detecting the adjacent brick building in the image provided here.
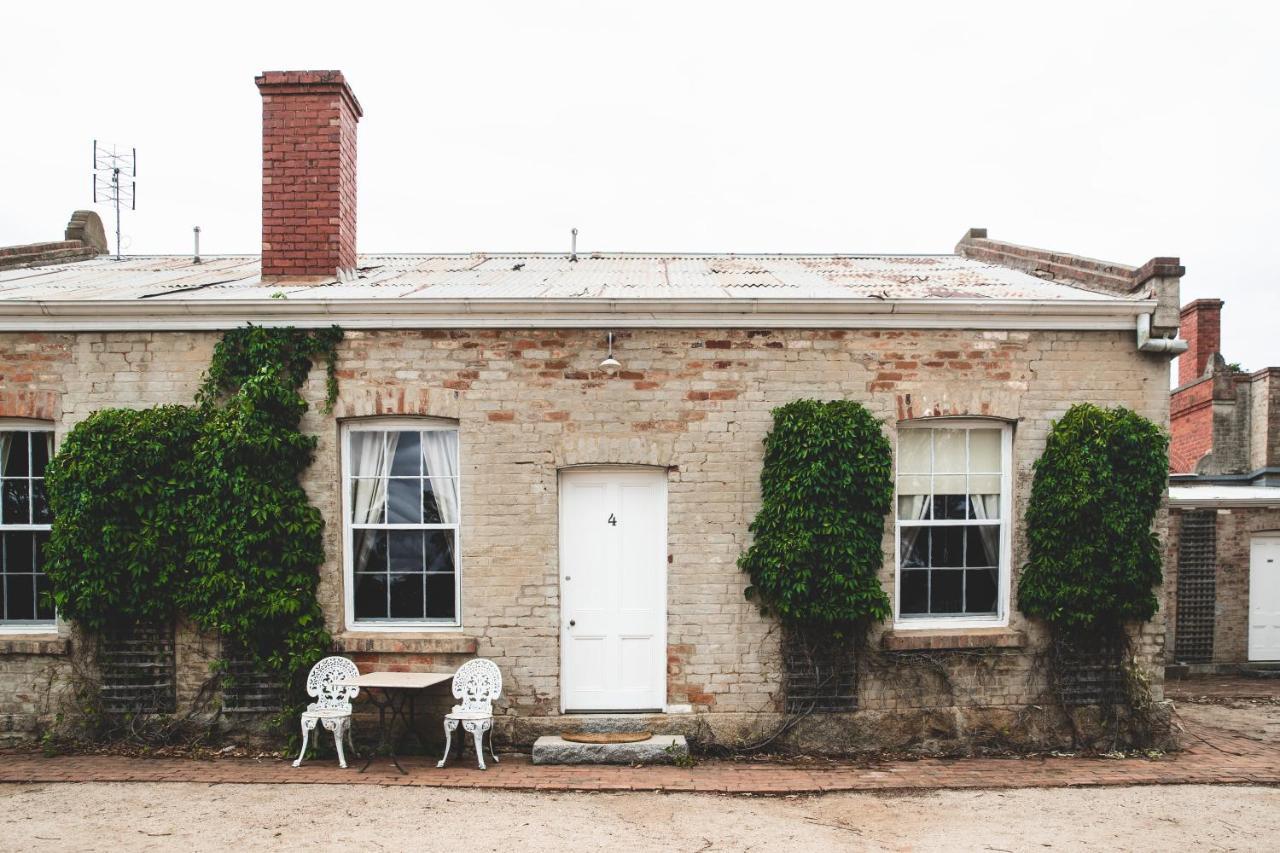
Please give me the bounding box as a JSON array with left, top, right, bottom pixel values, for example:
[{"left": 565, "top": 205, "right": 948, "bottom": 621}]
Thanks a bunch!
[
  {"left": 1167, "top": 300, "right": 1280, "bottom": 671},
  {"left": 0, "top": 70, "right": 1190, "bottom": 751}
]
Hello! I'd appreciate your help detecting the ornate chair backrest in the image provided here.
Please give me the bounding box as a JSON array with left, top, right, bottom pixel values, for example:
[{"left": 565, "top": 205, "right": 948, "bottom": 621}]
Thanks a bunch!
[
  {"left": 451, "top": 658, "right": 502, "bottom": 715},
  {"left": 305, "top": 656, "right": 360, "bottom": 712}
]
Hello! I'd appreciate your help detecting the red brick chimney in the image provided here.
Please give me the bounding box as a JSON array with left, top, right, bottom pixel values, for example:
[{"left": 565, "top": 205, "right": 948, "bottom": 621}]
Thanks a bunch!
[
  {"left": 1177, "top": 299, "right": 1224, "bottom": 386},
  {"left": 255, "top": 70, "right": 362, "bottom": 278}
]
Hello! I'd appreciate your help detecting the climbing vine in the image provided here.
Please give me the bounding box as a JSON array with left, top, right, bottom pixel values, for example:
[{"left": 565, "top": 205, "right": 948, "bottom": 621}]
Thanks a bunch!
[
  {"left": 1017, "top": 402, "right": 1169, "bottom": 747},
  {"left": 1018, "top": 403, "right": 1167, "bottom": 631},
  {"left": 43, "top": 325, "right": 344, "bottom": 717},
  {"left": 739, "top": 399, "right": 894, "bottom": 634}
]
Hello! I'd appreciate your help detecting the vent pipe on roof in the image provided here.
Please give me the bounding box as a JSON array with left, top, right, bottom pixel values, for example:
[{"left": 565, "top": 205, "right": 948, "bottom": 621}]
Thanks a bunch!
[
  {"left": 193, "top": 226, "right": 201, "bottom": 264},
  {"left": 570, "top": 227, "right": 578, "bottom": 263}
]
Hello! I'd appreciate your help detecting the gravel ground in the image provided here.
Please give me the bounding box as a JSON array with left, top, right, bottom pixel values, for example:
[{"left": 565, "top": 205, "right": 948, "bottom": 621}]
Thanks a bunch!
[{"left": 3, "top": 782, "right": 1279, "bottom": 852}]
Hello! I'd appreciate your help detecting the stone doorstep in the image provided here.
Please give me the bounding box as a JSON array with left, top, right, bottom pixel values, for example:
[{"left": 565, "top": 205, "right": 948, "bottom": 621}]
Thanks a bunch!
[{"left": 532, "top": 734, "right": 689, "bottom": 765}]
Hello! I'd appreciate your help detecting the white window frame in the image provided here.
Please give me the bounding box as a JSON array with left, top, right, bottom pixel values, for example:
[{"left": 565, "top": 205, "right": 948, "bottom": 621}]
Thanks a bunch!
[
  {"left": 893, "top": 418, "right": 1013, "bottom": 630},
  {"left": 0, "top": 421, "right": 57, "bottom": 633},
  {"left": 340, "top": 418, "right": 462, "bottom": 632}
]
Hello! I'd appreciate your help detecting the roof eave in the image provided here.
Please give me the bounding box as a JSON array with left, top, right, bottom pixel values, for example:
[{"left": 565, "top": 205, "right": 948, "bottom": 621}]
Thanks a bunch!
[{"left": 0, "top": 295, "right": 1158, "bottom": 332}]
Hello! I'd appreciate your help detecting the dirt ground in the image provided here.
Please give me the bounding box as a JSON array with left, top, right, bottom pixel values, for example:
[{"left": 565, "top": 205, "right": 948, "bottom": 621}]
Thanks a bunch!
[
  {"left": 3, "top": 781, "right": 1278, "bottom": 852},
  {"left": 5, "top": 679, "right": 1280, "bottom": 852}
]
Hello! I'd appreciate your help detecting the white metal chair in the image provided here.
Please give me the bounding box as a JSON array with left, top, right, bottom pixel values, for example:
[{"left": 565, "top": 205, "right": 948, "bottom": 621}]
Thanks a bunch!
[
  {"left": 436, "top": 658, "right": 502, "bottom": 770},
  {"left": 292, "top": 656, "right": 360, "bottom": 769}
]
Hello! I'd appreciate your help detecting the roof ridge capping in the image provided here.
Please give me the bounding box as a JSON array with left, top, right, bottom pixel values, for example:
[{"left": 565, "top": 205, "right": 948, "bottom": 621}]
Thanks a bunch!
[{"left": 955, "top": 227, "right": 1183, "bottom": 335}]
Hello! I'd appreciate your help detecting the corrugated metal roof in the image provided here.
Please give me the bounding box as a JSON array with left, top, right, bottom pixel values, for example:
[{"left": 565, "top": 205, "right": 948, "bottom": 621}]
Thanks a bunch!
[{"left": 0, "top": 253, "right": 1145, "bottom": 303}]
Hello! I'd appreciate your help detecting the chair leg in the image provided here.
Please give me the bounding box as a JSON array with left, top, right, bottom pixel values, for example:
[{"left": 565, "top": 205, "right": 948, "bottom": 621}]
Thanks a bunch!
[
  {"left": 333, "top": 720, "right": 349, "bottom": 769},
  {"left": 436, "top": 719, "right": 455, "bottom": 769},
  {"left": 489, "top": 724, "right": 500, "bottom": 764},
  {"left": 346, "top": 721, "right": 358, "bottom": 759},
  {"left": 292, "top": 719, "right": 311, "bottom": 768},
  {"left": 470, "top": 723, "right": 487, "bottom": 771}
]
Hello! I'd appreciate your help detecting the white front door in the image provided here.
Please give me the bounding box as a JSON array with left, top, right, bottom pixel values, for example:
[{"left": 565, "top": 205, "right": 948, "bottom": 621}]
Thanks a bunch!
[
  {"left": 559, "top": 467, "right": 667, "bottom": 712},
  {"left": 1249, "top": 535, "right": 1280, "bottom": 661}
]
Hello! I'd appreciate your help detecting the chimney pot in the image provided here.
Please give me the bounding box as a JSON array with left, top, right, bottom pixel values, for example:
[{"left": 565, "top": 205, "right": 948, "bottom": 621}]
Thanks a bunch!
[{"left": 255, "top": 70, "right": 362, "bottom": 278}]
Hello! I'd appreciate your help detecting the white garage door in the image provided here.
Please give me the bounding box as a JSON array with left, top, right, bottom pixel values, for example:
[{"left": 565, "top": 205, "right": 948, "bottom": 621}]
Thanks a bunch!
[{"left": 1249, "top": 534, "right": 1280, "bottom": 661}]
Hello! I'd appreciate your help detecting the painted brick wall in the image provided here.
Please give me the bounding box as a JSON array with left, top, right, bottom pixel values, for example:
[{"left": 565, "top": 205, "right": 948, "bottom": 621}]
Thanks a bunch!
[{"left": 0, "top": 326, "right": 1172, "bottom": 737}]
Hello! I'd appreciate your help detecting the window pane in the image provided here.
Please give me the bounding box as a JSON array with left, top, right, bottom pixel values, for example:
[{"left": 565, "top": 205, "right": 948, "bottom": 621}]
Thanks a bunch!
[
  {"left": 932, "top": 494, "right": 968, "bottom": 520},
  {"left": 898, "top": 431, "right": 931, "bottom": 473},
  {"left": 389, "top": 573, "right": 425, "bottom": 619},
  {"left": 965, "top": 526, "right": 999, "bottom": 567},
  {"left": 5, "top": 573, "right": 34, "bottom": 621},
  {"left": 424, "top": 530, "right": 456, "bottom": 573},
  {"left": 900, "top": 528, "right": 928, "bottom": 568},
  {"left": 35, "top": 573, "right": 54, "bottom": 620},
  {"left": 930, "top": 570, "right": 963, "bottom": 614},
  {"left": 933, "top": 429, "right": 966, "bottom": 473},
  {"left": 898, "top": 493, "right": 930, "bottom": 521},
  {"left": 31, "top": 480, "right": 49, "bottom": 524},
  {"left": 966, "top": 568, "right": 998, "bottom": 613},
  {"left": 4, "top": 433, "right": 29, "bottom": 477},
  {"left": 930, "top": 526, "right": 963, "bottom": 567},
  {"left": 3, "top": 479, "right": 30, "bottom": 525},
  {"left": 389, "top": 430, "right": 421, "bottom": 477},
  {"left": 5, "top": 531, "right": 35, "bottom": 572},
  {"left": 387, "top": 478, "right": 421, "bottom": 524},
  {"left": 969, "top": 429, "right": 1002, "bottom": 472},
  {"left": 352, "top": 529, "right": 388, "bottom": 574},
  {"left": 350, "top": 432, "right": 387, "bottom": 478},
  {"left": 30, "top": 433, "right": 51, "bottom": 476},
  {"left": 354, "top": 573, "right": 388, "bottom": 620},
  {"left": 350, "top": 479, "right": 386, "bottom": 524},
  {"left": 900, "top": 569, "right": 928, "bottom": 614},
  {"left": 388, "top": 530, "right": 424, "bottom": 573},
  {"left": 425, "top": 573, "right": 456, "bottom": 620},
  {"left": 423, "top": 478, "right": 459, "bottom": 525}
]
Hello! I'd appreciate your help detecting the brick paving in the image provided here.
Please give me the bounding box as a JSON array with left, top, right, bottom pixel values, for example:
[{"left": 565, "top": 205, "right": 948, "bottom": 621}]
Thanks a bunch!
[
  {"left": 0, "top": 718, "right": 1274, "bottom": 794},
  {"left": 3, "top": 676, "right": 1277, "bottom": 795}
]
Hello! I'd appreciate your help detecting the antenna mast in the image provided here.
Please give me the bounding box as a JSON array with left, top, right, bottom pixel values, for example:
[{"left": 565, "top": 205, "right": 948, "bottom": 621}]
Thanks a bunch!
[{"left": 92, "top": 140, "right": 136, "bottom": 261}]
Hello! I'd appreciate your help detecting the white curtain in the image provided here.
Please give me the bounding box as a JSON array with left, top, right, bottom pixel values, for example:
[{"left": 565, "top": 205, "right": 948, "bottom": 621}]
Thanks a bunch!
[
  {"left": 421, "top": 430, "right": 459, "bottom": 525},
  {"left": 0, "top": 432, "right": 10, "bottom": 478},
  {"left": 351, "top": 431, "right": 398, "bottom": 572},
  {"left": 969, "top": 494, "right": 1001, "bottom": 566}
]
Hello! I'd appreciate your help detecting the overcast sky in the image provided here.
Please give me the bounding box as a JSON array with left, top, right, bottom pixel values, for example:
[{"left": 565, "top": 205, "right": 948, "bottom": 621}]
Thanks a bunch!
[{"left": 2, "top": 1, "right": 1276, "bottom": 372}]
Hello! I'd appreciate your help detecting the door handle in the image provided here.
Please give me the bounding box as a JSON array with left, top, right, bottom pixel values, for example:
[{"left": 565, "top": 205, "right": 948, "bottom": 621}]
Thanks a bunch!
[{"left": 569, "top": 620, "right": 576, "bottom": 627}]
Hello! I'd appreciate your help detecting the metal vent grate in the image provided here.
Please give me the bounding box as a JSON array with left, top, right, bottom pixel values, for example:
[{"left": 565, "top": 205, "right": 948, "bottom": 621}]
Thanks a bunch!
[
  {"left": 783, "top": 631, "right": 858, "bottom": 713},
  {"left": 99, "top": 624, "right": 176, "bottom": 715},
  {"left": 1054, "top": 648, "right": 1128, "bottom": 706},
  {"left": 1175, "top": 510, "right": 1217, "bottom": 664},
  {"left": 220, "top": 641, "right": 286, "bottom": 714}
]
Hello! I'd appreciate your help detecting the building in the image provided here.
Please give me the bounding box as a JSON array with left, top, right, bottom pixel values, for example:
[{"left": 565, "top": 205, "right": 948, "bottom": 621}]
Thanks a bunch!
[
  {"left": 1166, "top": 299, "right": 1280, "bottom": 672},
  {"left": 0, "top": 71, "right": 1186, "bottom": 751}
]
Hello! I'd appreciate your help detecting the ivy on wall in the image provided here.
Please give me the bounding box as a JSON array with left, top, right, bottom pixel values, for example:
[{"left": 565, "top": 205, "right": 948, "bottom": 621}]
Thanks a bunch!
[
  {"left": 43, "top": 325, "right": 343, "bottom": 710},
  {"left": 1018, "top": 403, "right": 1168, "bottom": 632},
  {"left": 739, "top": 399, "right": 894, "bottom": 635}
]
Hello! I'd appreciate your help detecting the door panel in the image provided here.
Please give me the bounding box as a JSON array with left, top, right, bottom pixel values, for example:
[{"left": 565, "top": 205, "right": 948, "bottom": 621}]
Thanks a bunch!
[
  {"left": 560, "top": 468, "right": 667, "bottom": 711},
  {"left": 1249, "top": 536, "right": 1280, "bottom": 661}
]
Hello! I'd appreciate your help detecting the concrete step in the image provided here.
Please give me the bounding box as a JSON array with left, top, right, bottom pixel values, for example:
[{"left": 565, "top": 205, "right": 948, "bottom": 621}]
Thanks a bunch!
[{"left": 532, "top": 734, "right": 689, "bottom": 765}]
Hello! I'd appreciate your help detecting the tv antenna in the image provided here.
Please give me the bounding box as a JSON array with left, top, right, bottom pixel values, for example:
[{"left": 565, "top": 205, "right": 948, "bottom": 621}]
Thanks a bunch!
[{"left": 92, "top": 141, "right": 136, "bottom": 260}]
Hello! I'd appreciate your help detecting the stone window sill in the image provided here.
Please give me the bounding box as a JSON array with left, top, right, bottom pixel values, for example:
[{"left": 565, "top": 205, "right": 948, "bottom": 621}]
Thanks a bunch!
[
  {"left": 881, "top": 628, "right": 1025, "bottom": 652},
  {"left": 0, "top": 635, "right": 71, "bottom": 656},
  {"left": 333, "top": 633, "right": 478, "bottom": 655}
]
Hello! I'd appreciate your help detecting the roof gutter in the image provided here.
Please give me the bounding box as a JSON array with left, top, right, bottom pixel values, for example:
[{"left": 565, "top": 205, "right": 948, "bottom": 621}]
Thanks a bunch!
[
  {"left": 1136, "top": 312, "right": 1189, "bottom": 355},
  {"left": 0, "top": 296, "right": 1159, "bottom": 332}
]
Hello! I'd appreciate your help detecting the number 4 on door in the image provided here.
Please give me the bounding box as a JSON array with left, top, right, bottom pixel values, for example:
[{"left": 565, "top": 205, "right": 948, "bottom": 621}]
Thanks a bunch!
[{"left": 607, "top": 513, "right": 617, "bottom": 526}]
